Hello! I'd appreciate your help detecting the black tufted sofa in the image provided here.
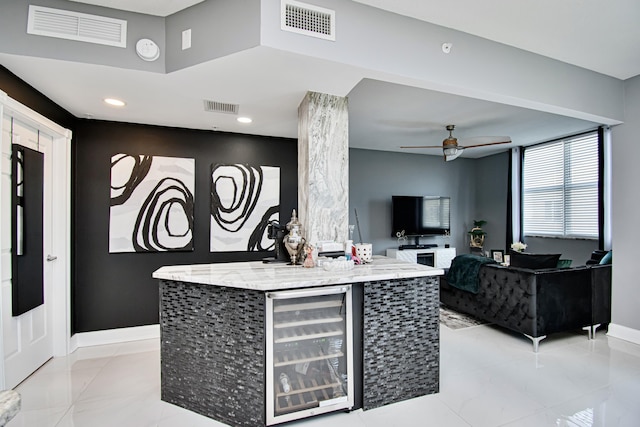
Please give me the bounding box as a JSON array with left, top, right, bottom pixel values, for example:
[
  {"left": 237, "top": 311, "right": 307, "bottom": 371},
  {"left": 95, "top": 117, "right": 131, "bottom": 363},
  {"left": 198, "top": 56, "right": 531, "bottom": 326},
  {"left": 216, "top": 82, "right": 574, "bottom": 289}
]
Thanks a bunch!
[{"left": 440, "top": 263, "right": 612, "bottom": 351}]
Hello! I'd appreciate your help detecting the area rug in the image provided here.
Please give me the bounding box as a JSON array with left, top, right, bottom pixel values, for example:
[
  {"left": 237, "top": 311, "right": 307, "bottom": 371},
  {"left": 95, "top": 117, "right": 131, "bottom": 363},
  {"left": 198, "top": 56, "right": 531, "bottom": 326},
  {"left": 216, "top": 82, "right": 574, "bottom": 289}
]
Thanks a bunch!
[{"left": 439, "top": 306, "right": 488, "bottom": 330}]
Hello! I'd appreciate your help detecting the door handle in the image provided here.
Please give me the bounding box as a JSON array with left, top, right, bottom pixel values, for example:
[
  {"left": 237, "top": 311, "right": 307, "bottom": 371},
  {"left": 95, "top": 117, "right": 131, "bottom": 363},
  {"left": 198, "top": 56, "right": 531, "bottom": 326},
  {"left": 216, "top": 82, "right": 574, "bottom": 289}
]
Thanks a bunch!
[{"left": 46, "top": 255, "right": 57, "bottom": 262}]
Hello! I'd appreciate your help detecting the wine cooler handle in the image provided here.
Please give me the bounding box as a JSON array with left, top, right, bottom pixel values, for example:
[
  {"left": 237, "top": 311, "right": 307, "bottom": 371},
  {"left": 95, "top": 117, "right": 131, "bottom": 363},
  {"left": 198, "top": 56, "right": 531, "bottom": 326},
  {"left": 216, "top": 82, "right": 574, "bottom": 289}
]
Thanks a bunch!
[{"left": 267, "top": 285, "right": 350, "bottom": 299}]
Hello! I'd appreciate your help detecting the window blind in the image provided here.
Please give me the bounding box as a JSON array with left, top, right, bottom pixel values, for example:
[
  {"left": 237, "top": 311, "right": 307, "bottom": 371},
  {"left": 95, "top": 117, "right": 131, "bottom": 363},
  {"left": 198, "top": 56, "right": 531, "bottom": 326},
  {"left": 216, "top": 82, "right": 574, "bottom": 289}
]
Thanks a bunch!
[{"left": 523, "top": 132, "right": 599, "bottom": 239}]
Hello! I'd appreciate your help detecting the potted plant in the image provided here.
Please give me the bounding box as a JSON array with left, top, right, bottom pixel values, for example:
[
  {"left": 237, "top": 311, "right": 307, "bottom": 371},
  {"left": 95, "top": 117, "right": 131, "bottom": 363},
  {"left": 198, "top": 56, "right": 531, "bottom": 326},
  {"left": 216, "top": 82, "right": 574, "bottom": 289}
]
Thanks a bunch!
[{"left": 468, "top": 219, "right": 487, "bottom": 248}]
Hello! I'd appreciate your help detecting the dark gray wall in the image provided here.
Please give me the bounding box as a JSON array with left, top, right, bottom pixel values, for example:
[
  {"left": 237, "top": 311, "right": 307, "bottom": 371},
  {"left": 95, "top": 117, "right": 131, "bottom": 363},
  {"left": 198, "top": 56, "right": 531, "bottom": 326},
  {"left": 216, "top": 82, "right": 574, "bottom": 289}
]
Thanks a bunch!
[
  {"left": 474, "top": 152, "right": 510, "bottom": 254},
  {"left": 5, "top": 60, "right": 622, "bottom": 334},
  {"left": 3, "top": 64, "right": 299, "bottom": 334},
  {"left": 0, "top": 65, "right": 75, "bottom": 129},
  {"left": 349, "top": 148, "right": 599, "bottom": 268},
  {"left": 348, "top": 148, "right": 478, "bottom": 255},
  {"left": 524, "top": 237, "right": 598, "bottom": 267},
  {"left": 73, "top": 120, "right": 297, "bottom": 333},
  {"left": 474, "top": 150, "right": 598, "bottom": 265},
  {"left": 475, "top": 150, "right": 600, "bottom": 265}
]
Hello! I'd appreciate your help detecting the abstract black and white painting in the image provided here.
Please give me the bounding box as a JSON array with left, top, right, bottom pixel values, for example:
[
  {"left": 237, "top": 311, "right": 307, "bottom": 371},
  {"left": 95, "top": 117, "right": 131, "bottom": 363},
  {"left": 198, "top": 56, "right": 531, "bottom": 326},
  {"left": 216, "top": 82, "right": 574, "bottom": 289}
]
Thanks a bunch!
[
  {"left": 109, "top": 154, "right": 195, "bottom": 253},
  {"left": 210, "top": 164, "right": 280, "bottom": 252}
]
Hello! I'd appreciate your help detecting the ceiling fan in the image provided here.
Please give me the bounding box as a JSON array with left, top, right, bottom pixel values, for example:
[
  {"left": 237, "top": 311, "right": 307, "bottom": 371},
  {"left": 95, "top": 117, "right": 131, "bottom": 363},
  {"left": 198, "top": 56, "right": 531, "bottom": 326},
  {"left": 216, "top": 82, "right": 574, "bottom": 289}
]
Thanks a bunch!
[{"left": 401, "top": 124, "right": 512, "bottom": 161}]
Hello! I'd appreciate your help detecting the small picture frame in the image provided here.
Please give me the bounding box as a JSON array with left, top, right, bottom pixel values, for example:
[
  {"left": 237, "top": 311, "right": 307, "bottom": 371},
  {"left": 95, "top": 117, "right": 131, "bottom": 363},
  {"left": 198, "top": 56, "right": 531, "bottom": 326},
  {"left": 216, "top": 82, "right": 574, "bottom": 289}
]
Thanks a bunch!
[
  {"left": 503, "top": 254, "right": 511, "bottom": 266},
  {"left": 491, "top": 250, "right": 504, "bottom": 263}
]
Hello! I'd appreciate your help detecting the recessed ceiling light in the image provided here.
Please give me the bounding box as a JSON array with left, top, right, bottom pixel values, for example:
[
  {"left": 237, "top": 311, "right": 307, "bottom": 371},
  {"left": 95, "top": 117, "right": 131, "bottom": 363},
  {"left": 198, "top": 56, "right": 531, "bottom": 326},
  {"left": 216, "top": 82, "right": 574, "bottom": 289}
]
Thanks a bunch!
[
  {"left": 237, "top": 117, "right": 252, "bottom": 124},
  {"left": 104, "top": 98, "right": 126, "bottom": 107}
]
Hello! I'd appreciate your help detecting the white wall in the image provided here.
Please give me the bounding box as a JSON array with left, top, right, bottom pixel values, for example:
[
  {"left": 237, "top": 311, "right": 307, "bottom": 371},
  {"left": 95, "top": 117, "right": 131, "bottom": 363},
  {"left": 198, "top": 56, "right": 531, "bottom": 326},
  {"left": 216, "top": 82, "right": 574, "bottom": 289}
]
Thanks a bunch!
[{"left": 610, "top": 75, "right": 640, "bottom": 336}]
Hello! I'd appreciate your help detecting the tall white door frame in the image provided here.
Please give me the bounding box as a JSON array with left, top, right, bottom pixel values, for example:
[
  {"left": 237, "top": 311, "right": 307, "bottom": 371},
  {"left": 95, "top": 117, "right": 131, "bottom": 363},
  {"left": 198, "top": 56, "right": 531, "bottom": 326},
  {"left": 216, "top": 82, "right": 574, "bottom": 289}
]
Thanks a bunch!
[{"left": 0, "top": 90, "right": 72, "bottom": 389}]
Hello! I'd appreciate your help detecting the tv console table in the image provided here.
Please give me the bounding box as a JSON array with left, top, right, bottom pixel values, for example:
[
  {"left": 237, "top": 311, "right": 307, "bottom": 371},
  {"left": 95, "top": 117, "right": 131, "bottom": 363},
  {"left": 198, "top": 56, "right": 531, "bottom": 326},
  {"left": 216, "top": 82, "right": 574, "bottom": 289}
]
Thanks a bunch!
[{"left": 386, "top": 247, "right": 456, "bottom": 269}]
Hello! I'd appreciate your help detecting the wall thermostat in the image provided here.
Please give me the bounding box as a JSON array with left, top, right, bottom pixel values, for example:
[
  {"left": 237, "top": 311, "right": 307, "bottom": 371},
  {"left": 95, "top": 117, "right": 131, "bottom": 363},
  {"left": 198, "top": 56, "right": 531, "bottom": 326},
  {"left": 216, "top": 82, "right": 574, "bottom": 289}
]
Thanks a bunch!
[{"left": 135, "top": 38, "right": 160, "bottom": 61}]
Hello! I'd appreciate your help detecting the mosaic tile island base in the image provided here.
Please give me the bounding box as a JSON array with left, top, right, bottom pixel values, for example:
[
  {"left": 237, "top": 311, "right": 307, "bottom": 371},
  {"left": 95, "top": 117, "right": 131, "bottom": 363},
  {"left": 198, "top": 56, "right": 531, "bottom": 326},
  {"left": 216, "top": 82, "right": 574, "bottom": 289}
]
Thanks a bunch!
[{"left": 154, "top": 256, "right": 442, "bottom": 426}]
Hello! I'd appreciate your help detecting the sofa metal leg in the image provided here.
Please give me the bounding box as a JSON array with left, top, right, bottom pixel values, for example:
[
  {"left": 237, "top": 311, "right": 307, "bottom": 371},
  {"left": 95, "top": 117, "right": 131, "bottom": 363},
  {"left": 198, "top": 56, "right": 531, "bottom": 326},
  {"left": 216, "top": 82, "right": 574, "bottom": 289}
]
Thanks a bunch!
[
  {"left": 591, "top": 324, "right": 601, "bottom": 340},
  {"left": 583, "top": 324, "right": 601, "bottom": 340},
  {"left": 524, "top": 334, "right": 547, "bottom": 353}
]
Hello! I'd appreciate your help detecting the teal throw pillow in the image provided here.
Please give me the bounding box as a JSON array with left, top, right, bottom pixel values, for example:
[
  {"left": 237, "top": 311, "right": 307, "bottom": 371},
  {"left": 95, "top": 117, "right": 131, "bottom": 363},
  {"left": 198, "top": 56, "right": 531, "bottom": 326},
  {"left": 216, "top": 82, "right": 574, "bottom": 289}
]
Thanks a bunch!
[{"left": 599, "top": 251, "right": 612, "bottom": 265}]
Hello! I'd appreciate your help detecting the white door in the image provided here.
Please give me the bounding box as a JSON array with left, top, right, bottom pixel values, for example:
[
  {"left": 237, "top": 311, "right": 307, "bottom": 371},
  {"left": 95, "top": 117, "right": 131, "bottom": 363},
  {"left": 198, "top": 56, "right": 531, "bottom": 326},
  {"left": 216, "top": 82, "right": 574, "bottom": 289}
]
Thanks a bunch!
[{"left": 1, "top": 113, "right": 54, "bottom": 388}]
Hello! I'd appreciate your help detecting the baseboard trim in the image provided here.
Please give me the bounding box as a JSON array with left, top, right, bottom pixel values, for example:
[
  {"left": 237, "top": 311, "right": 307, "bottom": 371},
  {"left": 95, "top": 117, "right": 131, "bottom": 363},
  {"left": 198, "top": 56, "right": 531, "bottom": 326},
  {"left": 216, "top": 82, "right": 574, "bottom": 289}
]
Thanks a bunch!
[
  {"left": 71, "top": 324, "right": 160, "bottom": 350},
  {"left": 606, "top": 323, "right": 640, "bottom": 346}
]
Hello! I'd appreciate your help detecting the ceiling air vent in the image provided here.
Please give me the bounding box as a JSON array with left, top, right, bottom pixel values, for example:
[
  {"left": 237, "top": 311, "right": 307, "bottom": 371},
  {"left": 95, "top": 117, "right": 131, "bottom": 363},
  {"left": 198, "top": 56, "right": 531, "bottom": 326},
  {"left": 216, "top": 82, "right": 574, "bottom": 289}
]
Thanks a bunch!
[
  {"left": 281, "top": 0, "right": 335, "bottom": 41},
  {"left": 203, "top": 100, "right": 239, "bottom": 115},
  {"left": 27, "top": 5, "right": 127, "bottom": 48}
]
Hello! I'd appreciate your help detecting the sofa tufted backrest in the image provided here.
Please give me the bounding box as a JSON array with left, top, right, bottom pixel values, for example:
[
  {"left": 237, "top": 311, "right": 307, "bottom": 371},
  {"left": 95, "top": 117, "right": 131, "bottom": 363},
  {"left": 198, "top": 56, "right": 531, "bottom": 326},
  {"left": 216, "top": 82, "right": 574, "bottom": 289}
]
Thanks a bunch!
[{"left": 508, "top": 251, "right": 561, "bottom": 269}]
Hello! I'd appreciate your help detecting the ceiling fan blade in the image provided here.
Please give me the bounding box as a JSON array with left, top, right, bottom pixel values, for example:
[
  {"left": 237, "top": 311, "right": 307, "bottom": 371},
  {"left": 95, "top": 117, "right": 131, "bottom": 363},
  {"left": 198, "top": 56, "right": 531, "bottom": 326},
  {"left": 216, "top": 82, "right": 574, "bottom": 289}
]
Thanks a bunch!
[
  {"left": 400, "top": 126, "right": 511, "bottom": 151},
  {"left": 400, "top": 145, "right": 443, "bottom": 149},
  {"left": 460, "top": 139, "right": 512, "bottom": 149},
  {"left": 459, "top": 135, "right": 511, "bottom": 145}
]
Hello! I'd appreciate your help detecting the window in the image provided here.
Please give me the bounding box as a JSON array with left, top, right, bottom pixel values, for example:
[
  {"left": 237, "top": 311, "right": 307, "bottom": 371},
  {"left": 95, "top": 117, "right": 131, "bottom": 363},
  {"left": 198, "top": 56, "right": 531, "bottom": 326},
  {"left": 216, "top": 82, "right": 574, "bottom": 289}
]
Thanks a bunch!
[{"left": 522, "top": 131, "right": 599, "bottom": 239}]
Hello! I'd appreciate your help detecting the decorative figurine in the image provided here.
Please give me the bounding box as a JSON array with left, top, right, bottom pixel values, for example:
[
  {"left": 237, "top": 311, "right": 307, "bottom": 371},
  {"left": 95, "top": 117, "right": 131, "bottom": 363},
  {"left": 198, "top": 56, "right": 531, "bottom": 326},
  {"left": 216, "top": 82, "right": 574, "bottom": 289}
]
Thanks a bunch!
[
  {"left": 468, "top": 219, "right": 487, "bottom": 248},
  {"left": 303, "top": 244, "right": 315, "bottom": 268},
  {"left": 284, "top": 209, "right": 306, "bottom": 265}
]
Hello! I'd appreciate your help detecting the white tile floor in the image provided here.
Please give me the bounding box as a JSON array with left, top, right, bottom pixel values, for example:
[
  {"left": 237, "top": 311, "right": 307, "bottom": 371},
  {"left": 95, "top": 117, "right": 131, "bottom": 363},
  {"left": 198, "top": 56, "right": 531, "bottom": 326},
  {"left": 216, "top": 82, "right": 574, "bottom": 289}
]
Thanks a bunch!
[{"left": 7, "top": 323, "right": 640, "bottom": 427}]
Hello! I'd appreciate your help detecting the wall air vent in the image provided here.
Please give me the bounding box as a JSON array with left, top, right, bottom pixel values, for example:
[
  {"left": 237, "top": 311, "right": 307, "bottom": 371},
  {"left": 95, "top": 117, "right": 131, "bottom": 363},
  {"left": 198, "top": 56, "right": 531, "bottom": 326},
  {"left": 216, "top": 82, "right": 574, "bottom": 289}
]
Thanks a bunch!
[
  {"left": 281, "top": 0, "right": 335, "bottom": 41},
  {"left": 27, "top": 5, "right": 127, "bottom": 48},
  {"left": 203, "top": 100, "right": 239, "bottom": 115}
]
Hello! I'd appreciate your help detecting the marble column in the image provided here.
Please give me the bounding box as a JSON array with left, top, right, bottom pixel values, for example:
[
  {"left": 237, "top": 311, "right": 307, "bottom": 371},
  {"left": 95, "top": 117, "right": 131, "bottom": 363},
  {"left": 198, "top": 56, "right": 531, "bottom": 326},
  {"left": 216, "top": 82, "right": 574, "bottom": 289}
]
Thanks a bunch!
[{"left": 297, "top": 92, "right": 349, "bottom": 247}]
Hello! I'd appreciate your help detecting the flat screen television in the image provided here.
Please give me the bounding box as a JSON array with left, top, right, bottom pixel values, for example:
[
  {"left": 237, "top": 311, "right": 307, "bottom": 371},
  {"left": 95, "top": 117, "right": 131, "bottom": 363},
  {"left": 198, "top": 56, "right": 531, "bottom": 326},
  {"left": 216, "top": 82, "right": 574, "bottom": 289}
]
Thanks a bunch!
[{"left": 391, "top": 195, "right": 451, "bottom": 237}]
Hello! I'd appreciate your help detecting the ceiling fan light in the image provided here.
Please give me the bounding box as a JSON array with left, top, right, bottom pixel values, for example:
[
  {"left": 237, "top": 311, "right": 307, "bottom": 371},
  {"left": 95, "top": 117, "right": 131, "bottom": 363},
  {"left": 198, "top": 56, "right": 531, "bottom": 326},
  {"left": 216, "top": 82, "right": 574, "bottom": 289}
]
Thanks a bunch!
[{"left": 444, "top": 147, "right": 463, "bottom": 161}]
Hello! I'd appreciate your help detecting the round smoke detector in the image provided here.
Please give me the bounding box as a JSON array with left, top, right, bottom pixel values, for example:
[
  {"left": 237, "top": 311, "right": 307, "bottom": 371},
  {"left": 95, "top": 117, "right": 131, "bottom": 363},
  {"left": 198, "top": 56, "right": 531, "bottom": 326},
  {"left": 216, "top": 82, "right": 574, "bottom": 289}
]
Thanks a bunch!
[{"left": 135, "top": 38, "right": 160, "bottom": 62}]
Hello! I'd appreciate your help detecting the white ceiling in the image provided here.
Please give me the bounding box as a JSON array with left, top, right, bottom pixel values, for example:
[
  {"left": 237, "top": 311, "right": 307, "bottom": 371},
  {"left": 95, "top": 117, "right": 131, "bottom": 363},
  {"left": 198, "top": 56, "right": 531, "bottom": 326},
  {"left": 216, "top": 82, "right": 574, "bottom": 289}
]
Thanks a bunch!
[
  {"left": 68, "top": 0, "right": 205, "bottom": 17},
  {"left": 2, "top": 0, "right": 638, "bottom": 159}
]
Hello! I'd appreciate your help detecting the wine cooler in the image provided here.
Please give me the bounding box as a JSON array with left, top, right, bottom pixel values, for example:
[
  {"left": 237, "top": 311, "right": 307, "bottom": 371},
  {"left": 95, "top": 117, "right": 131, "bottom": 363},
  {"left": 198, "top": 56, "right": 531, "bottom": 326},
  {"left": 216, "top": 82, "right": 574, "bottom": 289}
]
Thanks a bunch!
[{"left": 265, "top": 285, "right": 354, "bottom": 425}]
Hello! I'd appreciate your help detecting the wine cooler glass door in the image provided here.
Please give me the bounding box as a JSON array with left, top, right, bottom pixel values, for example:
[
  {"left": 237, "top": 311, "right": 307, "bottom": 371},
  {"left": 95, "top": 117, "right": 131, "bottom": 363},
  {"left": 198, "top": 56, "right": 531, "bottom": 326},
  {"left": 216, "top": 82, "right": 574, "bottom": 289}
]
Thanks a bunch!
[{"left": 266, "top": 285, "right": 353, "bottom": 425}]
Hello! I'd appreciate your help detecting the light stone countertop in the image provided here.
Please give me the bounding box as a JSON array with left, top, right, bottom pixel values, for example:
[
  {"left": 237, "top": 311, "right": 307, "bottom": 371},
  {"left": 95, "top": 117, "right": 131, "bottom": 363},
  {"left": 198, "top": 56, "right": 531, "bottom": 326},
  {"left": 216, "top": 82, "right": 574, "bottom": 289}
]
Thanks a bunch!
[
  {"left": 153, "top": 256, "right": 443, "bottom": 291},
  {"left": 0, "top": 390, "right": 20, "bottom": 427}
]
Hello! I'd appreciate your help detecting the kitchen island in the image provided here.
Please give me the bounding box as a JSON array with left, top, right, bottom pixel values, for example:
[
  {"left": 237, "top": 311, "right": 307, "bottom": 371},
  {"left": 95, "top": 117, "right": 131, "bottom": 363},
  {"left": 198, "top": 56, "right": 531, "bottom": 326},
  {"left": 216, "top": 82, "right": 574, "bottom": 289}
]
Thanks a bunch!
[{"left": 154, "top": 256, "right": 442, "bottom": 426}]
